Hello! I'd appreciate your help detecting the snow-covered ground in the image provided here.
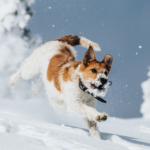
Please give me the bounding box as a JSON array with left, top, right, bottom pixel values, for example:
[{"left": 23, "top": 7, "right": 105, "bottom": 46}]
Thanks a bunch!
[{"left": 0, "top": 97, "right": 150, "bottom": 150}]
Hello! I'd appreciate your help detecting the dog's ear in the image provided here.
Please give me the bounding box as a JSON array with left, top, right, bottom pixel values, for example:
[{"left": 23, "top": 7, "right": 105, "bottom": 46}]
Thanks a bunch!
[
  {"left": 83, "top": 46, "right": 96, "bottom": 65},
  {"left": 102, "top": 54, "right": 113, "bottom": 67}
]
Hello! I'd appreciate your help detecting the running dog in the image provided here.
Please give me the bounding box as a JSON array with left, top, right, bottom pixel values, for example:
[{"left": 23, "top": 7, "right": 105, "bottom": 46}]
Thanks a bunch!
[{"left": 10, "top": 35, "right": 113, "bottom": 138}]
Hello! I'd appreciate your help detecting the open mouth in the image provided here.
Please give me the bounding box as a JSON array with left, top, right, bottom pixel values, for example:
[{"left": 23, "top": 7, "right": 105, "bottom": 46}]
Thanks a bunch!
[{"left": 91, "top": 84, "right": 105, "bottom": 90}]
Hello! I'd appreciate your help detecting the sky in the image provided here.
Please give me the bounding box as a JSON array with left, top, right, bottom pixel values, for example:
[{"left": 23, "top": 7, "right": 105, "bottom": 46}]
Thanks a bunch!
[{"left": 28, "top": 0, "right": 150, "bottom": 118}]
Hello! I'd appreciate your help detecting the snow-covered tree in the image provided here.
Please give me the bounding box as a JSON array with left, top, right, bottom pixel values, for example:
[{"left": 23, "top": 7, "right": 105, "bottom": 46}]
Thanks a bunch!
[
  {"left": 141, "top": 67, "right": 150, "bottom": 119},
  {"left": 0, "top": 0, "right": 41, "bottom": 100}
]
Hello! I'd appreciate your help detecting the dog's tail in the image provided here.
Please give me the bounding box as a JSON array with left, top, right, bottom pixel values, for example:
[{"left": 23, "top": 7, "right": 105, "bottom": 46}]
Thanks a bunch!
[{"left": 55, "top": 35, "right": 101, "bottom": 51}]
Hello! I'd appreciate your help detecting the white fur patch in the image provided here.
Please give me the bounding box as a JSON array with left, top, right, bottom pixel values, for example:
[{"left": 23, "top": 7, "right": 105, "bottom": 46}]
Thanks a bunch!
[{"left": 80, "top": 37, "right": 101, "bottom": 51}]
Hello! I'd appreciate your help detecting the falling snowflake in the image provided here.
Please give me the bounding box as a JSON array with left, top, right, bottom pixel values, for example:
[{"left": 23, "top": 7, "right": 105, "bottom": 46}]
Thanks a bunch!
[{"left": 139, "top": 45, "right": 142, "bottom": 49}]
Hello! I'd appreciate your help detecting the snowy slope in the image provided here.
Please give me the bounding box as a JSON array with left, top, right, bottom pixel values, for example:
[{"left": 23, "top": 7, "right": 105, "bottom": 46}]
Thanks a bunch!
[{"left": 0, "top": 97, "right": 150, "bottom": 150}]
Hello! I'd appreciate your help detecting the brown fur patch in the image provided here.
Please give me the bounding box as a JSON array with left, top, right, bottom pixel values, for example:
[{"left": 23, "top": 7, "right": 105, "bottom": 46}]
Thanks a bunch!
[
  {"left": 71, "top": 61, "right": 81, "bottom": 69},
  {"left": 55, "top": 35, "right": 80, "bottom": 46},
  {"left": 62, "top": 67, "right": 72, "bottom": 82},
  {"left": 47, "top": 45, "right": 76, "bottom": 91},
  {"left": 47, "top": 54, "right": 63, "bottom": 92},
  {"left": 59, "top": 46, "right": 75, "bottom": 67},
  {"left": 62, "top": 61, "right": 81, "bottom": 82}
]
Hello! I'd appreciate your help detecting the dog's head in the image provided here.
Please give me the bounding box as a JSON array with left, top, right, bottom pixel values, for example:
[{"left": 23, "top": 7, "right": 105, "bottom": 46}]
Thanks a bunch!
[{"left": 79, "top": 46, "right": 113, "bottom": 97}]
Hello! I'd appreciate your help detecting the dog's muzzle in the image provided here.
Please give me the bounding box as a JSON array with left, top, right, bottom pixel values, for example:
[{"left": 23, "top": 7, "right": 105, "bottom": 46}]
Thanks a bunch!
[
  {"left": 79, "top": 78, "right": 112, "bottom": 103},
  {"left": 79, "top": 78, "right": 113, "bottom": 103},
  {"left": 91, "top": 80, "right": 112, "bottom": 91}
]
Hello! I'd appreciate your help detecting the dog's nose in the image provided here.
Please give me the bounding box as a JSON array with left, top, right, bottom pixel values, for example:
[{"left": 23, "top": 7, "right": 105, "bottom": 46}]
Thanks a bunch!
[{"left": 101, "top": 78, "right": 107, "bottom": 85}]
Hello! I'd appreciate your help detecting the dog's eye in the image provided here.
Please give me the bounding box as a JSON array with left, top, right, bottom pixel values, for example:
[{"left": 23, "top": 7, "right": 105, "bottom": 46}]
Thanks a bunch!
[
  {"left": 104, "top": 71, "right": 108, "bottom": 76},
  {"left": 91, "top": 69, "right": 97, "bottom": 73}
]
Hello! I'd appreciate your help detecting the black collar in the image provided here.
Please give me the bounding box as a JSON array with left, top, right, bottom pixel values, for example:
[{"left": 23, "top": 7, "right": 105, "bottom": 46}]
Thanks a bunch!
[{"left": 79, "top": 78, "right": 107, "bottom": 103}]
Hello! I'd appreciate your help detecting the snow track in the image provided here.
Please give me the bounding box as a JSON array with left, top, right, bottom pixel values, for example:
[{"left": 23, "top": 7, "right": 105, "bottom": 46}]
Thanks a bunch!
[
  {"left": 139, "top": 126, "right": 150, "bottom": 134},
  {"left": 110, "top": 135, "right": 145, "bottom": 150}
]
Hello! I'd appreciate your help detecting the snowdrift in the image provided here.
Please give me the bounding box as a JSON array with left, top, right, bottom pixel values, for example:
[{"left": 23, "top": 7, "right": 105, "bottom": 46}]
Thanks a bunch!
[{"left": 141, "top": 68, "right": 150, "bottom": 119}]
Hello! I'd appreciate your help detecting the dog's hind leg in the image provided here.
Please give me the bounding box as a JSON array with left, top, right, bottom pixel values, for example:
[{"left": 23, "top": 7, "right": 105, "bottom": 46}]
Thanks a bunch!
[
  {"left": 32, "top": 75, "right": 43, "bottom": 96},
  {"left": 20, "top": 55, "right": 41, "bottom": 80},
  {"left": 10, "top": 49, "right": 41, "bottom": 86}
]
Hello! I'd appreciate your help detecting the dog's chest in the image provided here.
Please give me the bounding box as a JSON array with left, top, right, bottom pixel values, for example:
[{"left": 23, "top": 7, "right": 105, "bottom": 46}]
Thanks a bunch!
[
  {"left": 80, "top": 91, "right": 93, "bottom": 104},
  {"left": 62, "top": 80, "right": 94, "bottom": 103}
]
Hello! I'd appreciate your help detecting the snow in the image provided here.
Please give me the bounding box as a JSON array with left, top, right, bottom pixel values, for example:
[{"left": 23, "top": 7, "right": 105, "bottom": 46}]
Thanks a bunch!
[
  {"left": 141, "top": 68, "right": 150, "bottom": 119},
  {"left": 139, "top": 126, "right": 150, "bottom": 134},
  {"left": 0, "top": 0, "right": 41, "bottom": 100},
  {"left": 0, "top": 0, "right": 35, "bottom": 31},
  {"left": 0, "top": 99, "right": 150, "bottom": 150},
  {"left": 139, "top": 46, "right": 142, "bottom": 49}
]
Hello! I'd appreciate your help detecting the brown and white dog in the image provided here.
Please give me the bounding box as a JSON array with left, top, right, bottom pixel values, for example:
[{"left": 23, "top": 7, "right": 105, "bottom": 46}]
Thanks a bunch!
[{"left": 10, "top": 35, "right": 113, "bottom": 139}]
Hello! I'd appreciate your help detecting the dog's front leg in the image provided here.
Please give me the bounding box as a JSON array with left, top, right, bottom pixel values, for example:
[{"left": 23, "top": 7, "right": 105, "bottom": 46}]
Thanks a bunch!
[
  {"left": 85, "top": 118, "right": 100, "bottom": 138},
  {"left": 66, "top": 100, "right": 107, "bottom": 122}
]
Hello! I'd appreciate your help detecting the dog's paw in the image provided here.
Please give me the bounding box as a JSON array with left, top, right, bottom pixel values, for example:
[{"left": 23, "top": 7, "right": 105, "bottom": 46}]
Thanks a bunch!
[
  {"left": 95, "top": 113, "right": 108, "bottom": 122},
  {"left": 90, "top": 43, "right": 101, "bottom": 51}
]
